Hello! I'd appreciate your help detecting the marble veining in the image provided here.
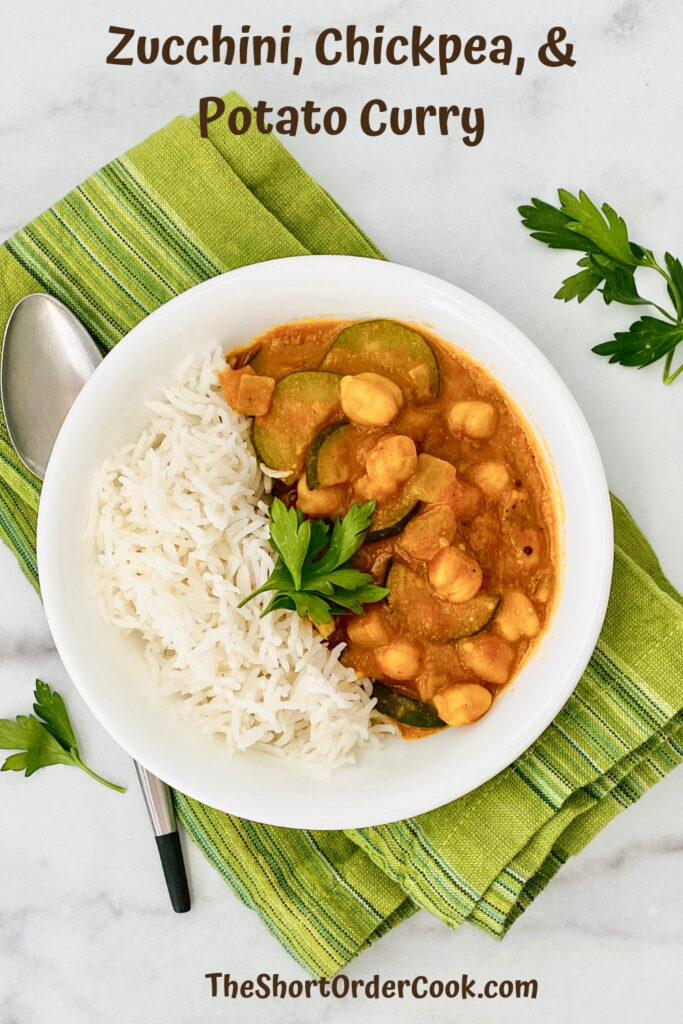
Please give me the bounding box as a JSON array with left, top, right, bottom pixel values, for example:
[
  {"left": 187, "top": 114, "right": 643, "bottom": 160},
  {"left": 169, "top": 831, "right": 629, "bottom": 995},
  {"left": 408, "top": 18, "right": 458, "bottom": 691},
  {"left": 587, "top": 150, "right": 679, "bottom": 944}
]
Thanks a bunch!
[{"left": 1, "top": 0, "right": 682, "bottom": 1020}]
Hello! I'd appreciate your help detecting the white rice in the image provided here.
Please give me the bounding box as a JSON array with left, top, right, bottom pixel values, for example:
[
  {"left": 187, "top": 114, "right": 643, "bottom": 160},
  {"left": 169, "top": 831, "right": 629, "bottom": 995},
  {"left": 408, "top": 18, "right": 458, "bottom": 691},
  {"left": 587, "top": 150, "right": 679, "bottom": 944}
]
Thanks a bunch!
[{"left": 89, "top": 347, "right": 394, "bottom": 770}]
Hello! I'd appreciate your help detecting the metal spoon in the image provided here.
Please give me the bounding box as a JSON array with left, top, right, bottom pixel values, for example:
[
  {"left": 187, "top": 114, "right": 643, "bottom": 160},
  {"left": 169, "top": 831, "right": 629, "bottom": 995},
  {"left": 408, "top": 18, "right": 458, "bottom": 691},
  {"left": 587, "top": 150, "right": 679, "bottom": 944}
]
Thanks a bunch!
[{"left": 1, "top": 293, "right": 191, "bottom": 913}]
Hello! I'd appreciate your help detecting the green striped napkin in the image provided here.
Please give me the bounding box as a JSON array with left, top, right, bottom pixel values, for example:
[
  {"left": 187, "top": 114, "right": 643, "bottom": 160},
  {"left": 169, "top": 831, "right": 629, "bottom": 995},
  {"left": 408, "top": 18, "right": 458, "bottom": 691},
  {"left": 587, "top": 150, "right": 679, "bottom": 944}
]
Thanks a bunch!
[{"left": 2, "top": 92, "right": 682, "bottom": 979}]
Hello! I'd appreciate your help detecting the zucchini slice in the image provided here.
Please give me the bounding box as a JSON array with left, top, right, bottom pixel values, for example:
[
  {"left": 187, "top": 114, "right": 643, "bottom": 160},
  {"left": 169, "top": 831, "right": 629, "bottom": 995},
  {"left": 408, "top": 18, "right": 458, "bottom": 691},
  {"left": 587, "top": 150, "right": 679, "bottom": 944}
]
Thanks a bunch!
[
  {"left": 305, "top": 422, "right": 369, "bottom": 490},
  {"left": 372, "top": 681, "right": 446, "bottom": 729},
  {"left": 251, "top": 371, "right": 341, "bottom": 484},
  {"left": 387, "top": 562, "right": 499, "bottom": 642},
  {"left": 320, "top": 320, "right": 440, "bottom": 399},
  {"left": 366, "top": 490, "right": 420, "bottom": 543}
]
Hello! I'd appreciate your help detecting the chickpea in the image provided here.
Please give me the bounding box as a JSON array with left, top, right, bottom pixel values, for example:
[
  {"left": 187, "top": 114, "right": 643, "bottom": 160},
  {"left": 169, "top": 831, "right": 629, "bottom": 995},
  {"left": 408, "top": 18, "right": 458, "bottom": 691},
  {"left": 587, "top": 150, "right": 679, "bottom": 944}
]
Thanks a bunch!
[
  {"left": 470, "top": 461, "right": 510, "bottom": 497},
  {"left": 340, "top": 373, "right": 403, "bottom": 427},
  {"left": 460, "top": 635, "right": 514, "bottom": 686},
  {"left": 400, "top": 505, "right": 457, "bottom": 561},
  {"left": 447, "top": 400, "right": 497, "bottom": 439},
  {"left": 365, "top": 435, "right": 418, "bottom": 497},
  {"left": 347, "top": 607, "right": 389, "bottom": 649},
  {"left": 297, "top": 475, "right": 347, "bottom": 517},
  {"left": 406, "top": 453, "right": 458, "bottom": 504},
  {"left": 496, "top": 590, "right": 540, "bottom": 642},
  {"left": 434, "top": 682, "right": 492, "bottom": 727},
  {"left": 375, "top": 639, "right": 423, "bottom": 680},
  {"left": 428, "top": 546, "right": 483, "bottom": 603}
]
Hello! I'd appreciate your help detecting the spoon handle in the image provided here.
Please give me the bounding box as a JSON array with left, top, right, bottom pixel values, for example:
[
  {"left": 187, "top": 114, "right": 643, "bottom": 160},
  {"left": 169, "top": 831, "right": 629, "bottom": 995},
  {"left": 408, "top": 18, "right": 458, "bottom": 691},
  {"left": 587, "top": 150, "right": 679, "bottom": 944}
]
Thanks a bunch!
[{"left": 134, "top": 762, "right": 190, "bottom": 913}]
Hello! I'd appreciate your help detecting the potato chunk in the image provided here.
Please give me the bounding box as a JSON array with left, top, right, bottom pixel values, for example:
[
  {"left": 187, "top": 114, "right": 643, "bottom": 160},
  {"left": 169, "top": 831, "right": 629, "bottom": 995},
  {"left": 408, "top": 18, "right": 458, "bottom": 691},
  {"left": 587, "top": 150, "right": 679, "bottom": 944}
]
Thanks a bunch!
[
  {"left": 376, "top": 639, "right": 423, "bottom": 680},
  {"left": 447, "top": 400, "right": 497, "bottom": 439},
  {"left": 219, "top": 364, "right": 254, "bottom": 404},
  {"left": 428, "top": 546, "right": 483, "bottom": 603},
  {"left": 219, "top": 365, "right": 275, "bottom": 416},
  {"left": 400, "top": 505, "right": 457, "bottom": 561},
  {"left": 297, "top": 475, "right": 347, "bottom": 517},
  {"left": 406, "top": 453, "right": 458, "bottom": 503},
  {"left": 460, "top": 635, "right": 514, "bottom": 685},
  {"left": 496, "top": 590, "right": 540, "bottom": 642},
  {"left": 467, "top": 511, "right": 500, "bottom": 560},
  {"left": 470, "top": 461, "right": 510, "bottom": 497},
  {"left": 365, "top": 435, "right": 417, "bottom": 498},
  {"left": 447, "top": 479, "right": 483, "bottom": 519},
  {"left": 346, "top": 607, "right": 389, "bottom": 648},
  {"left": 340, "top": 373, "right": 403, "bottom": 426},
  {"left": 434, "top": 683, "right": 492, "bottom": 726},
  {"left": 236, "top": 374, "right": 276, "bottom": 416}
]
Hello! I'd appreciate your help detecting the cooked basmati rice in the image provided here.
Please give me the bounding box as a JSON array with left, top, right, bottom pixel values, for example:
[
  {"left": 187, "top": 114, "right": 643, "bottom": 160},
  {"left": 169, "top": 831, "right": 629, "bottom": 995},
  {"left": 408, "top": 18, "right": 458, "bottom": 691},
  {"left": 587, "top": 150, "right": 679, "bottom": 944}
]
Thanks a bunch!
[{"left": 89, "top": 347, "right": 394, "bottom": 769}]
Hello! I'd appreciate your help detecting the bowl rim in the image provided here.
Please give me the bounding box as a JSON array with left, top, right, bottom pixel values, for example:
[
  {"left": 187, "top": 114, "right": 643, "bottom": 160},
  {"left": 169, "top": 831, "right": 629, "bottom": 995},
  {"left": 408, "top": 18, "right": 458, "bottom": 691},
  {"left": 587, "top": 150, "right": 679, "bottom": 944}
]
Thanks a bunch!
[{"left": 36, "top": 255, "right": 614, "bottom": 828}]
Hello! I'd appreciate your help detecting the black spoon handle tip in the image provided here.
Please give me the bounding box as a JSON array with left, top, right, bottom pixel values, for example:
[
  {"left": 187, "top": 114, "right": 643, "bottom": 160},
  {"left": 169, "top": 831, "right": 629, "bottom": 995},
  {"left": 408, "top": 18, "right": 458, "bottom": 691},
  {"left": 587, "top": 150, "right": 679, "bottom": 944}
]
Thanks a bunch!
[{"left": 155, "top": 831, "right": 191, "bottom": 913}]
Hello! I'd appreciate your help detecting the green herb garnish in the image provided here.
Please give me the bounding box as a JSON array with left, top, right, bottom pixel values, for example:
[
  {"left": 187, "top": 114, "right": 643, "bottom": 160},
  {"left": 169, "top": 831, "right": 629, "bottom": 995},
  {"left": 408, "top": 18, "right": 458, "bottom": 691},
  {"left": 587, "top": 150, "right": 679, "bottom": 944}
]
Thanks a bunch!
[
  {"left": 240, "top": 498, "right": 388, "bottom": 625},
  {"left": 0, "top": 680, "right": 125, "bottom": 792},
  {"left": 519, "top": 189, "right": 683, "bottom": 384}
]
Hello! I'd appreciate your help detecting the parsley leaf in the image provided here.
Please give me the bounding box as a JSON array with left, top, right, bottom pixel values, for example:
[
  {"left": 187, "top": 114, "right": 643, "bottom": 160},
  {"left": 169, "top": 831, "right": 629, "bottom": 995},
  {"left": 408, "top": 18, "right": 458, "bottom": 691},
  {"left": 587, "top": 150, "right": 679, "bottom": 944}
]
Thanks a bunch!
[
  {"left": 323, "top": 584, "right": 388, "bottom": 615},
  {"left": 0, "top": 715, "right": 74, "bottom": 775},
  {"left": 310, "top": 501, "right": 376, "bottom": 576},
  {"left": 593, "top": 317, "right": 683, "bottom": 368},
  {"left": 269, "top": 500, "right": 309, "bottom": 589},
  {"left": 0, "top": 680, "right": 126, "bottom": 792},
  {"left": 307, "top": 518, "right": 332, "bottom": 561},
  {"left": 307, "top": 567, "right": 375, "bottom": 590},
  {"left": 555, "top": 258, "right": 604, "bottom": 303},
  {"left": 240, "top": 499, "right": 388, "bottom": 626},
  {"left": 519, "top": 197, "right": 597, "bottom": 252},
  {"left": 290, "top": 591, "right": 335, "bottom": 624},
  {"left": 596, "top": 259, "right": 644, "bottom": 307},
  {"left": 664, "top": 253, "right": 683, "bottom": 319},
  {"left": 556, "top": 255, "right": 645, "bottom": 307},
  {"left": 520, "top": 188, "right": 683, "bottom": 383},
  {"left": 32, "top": 679, "right": 77, "bottom": 750},
  {"left": 558, "top": 189, "right": 637, "bottom": 266},
  {"left": 260, "top": 592, "right": 298, "bottom": 616}
]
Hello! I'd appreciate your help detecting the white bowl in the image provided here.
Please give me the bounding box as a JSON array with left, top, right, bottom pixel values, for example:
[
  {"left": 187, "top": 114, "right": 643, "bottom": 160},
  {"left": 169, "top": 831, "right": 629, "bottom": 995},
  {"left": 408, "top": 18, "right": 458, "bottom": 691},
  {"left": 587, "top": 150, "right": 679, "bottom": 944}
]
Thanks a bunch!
[{"left": 37, "top": 256, "right": 612, "bottom": 829}]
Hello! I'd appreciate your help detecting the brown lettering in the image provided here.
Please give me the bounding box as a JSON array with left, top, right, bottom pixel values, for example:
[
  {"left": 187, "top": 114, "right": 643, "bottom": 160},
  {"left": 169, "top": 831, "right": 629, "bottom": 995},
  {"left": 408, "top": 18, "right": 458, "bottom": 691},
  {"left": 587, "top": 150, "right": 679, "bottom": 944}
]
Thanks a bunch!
[
  {"left": 106, "top": 25, "right": 134, "bottom": 65},
  {"left": 198, "top": 96, "right": 225, "bottom": 137}
]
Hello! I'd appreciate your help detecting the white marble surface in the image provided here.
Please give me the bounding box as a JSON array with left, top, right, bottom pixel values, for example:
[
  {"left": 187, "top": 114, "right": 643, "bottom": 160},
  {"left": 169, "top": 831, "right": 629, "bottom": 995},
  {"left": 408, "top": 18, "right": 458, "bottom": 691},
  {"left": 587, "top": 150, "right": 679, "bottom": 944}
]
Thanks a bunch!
[{"left": 1, "top": 0, "right": 682, "bottom": 1020}]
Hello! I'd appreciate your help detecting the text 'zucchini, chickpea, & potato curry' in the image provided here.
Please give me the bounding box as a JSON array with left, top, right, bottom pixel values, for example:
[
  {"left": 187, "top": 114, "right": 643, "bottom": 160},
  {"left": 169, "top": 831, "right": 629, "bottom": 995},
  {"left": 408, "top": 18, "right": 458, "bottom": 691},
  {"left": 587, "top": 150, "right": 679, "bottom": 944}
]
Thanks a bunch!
[{"left": 219, "top": 319, "right": 558, "bottom": 739}]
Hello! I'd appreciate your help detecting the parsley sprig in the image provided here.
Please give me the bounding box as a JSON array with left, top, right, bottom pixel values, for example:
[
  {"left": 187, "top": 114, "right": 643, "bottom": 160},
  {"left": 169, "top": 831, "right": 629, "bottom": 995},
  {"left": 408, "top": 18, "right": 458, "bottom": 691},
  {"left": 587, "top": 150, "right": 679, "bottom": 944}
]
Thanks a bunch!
[
  {"left": 240, "top": 498, "right": 388, "bottom": 625},
  {"left": 519, "top": 189, "right": 683, "bottom": 384},
  {"left": 0, "top": 680, "right": 125, "bottom": 792}
]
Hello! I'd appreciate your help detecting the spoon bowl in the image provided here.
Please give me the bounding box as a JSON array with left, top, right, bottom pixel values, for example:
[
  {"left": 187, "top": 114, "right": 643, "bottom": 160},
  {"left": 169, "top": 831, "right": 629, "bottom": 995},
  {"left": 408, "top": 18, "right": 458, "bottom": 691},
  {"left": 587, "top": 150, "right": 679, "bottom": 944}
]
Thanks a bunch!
[{"left": 1, "top": 293, "right": 102, "bottom": 480}]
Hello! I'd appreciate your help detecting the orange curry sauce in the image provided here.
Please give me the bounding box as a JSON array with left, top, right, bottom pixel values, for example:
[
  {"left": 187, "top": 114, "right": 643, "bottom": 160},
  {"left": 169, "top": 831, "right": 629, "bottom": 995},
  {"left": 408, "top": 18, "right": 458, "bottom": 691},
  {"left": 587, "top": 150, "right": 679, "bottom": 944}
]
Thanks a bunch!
[{"left": 221, "top": 320, "right": 558, "bottom": 739}]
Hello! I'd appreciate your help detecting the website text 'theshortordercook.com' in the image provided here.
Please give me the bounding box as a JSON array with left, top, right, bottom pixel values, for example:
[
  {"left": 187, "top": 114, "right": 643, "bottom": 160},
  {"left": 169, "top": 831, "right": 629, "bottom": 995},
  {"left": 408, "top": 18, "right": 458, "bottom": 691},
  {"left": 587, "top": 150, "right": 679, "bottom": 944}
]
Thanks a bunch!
[{"left": 205, "top": 972, "right": 539, "bottom": 1001}]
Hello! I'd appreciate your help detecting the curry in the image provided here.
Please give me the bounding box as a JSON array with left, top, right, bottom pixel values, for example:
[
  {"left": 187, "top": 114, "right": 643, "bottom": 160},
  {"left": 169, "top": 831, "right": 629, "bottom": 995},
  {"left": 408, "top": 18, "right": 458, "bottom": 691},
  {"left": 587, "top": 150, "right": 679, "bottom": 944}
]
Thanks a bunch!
[{"left": 220, "top": 319, "right": 557, "bottom": 738}]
